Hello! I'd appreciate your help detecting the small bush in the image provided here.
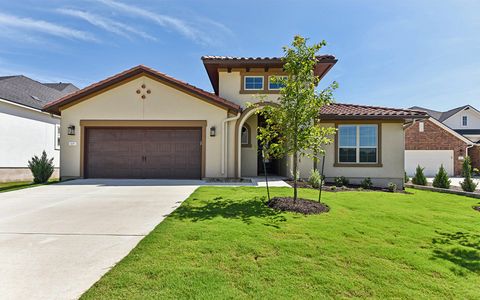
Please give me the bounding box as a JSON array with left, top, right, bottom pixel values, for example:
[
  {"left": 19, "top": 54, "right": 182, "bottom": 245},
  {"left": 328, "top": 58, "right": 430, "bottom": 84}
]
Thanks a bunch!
[
  {"left": 334, "top": 176, "right": 349, "bottom": 187},
  {"left": 460, "top": 177, "right": 478, "bottom": 192},
  {"left": 308, "top": 169, "right": 322, "bottom": 188},
  {"left": 404, "top": 172, "right": 409, "bottom": 183},
  {"left": 28, "top": 150, "right": 54, "bottom": 184},
  {"left": 412, "top": 165, "right": 427, "bottom": 186},
  {"left": 462, "top": 156, "right": 472, "bottom": 177},
  {"left": 432, "top": 164, "right": 451, "bottom": 189},
  {"left": 387, "top": 182, "right": 397, "bottom": 193},
  {"left": 361, "top": 177, "right": 373, "bottom": 189}
]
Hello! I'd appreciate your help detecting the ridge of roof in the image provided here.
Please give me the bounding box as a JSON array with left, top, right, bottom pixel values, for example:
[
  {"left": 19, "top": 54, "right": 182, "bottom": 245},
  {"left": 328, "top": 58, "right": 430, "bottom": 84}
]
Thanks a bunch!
[
  {"left": 320, "top": 103, "right": 427, "bottom": 119},
  {"left": 43, "top": 65, "right": 241, "bottom": 115},
  {"left": 410, "top": 105, "right": 475, "bottom": 122}
]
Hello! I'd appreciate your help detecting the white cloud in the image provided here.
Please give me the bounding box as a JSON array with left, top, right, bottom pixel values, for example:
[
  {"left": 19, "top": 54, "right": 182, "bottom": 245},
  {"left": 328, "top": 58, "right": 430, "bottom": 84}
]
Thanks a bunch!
[
  {"left": 95, "top": 0, "right": 232, "bottom": 46},
  {"left": 0, "top": 12, "right": 95, "bottom": 41},
  {"left": 57, "top": 8, "right": 156, "bottom": 41}
]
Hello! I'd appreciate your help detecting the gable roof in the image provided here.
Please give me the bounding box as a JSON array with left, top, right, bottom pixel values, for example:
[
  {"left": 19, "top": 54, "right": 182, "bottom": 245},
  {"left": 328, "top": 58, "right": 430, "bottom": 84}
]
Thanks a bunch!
[
  {"left": 202, "top": 55, "right": 337, "bottom": 95},
  {"left": 43, "top": 65, "right": 241, "bottom": 115},
  {"left": 410, "top": 105, "right": 478, "bottom": 122},
  {"left": 43, "top": 82, "right": 79, "bottom": 94},
  {"left": 0, "top": 75, "right": 78, "bottom": 110},
  {"left": 320, "top": 103, "right": 428, "bottom": 120}
]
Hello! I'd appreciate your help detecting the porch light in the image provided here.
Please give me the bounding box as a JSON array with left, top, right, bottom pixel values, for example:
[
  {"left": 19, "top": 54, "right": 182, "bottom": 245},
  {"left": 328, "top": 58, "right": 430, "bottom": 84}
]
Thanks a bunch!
[
  {"left": 210, "top": 126, "right": 216, "bottom": 137},
  {"left": 67, "top": 125, "right": 75, "bottom": 136}
]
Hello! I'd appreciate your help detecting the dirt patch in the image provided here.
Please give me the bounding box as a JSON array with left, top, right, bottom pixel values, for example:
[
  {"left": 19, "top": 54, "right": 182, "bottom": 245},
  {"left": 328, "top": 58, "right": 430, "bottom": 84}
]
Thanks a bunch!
[{"left": 266, "top": 197, "right": 329, "bottom": 214}]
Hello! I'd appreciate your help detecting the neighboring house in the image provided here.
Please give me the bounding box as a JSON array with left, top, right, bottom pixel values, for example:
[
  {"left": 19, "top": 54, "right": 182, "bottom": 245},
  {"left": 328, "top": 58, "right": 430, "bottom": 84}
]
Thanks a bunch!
[
  {"left": 0, "top": 75, "right": 78, "bottom": 182},
  {"left": 43, "top": 56, "right": 425, "bottom": 188},
  {"left": 405, "top": 105, "right": 480, "bottom": 176}
]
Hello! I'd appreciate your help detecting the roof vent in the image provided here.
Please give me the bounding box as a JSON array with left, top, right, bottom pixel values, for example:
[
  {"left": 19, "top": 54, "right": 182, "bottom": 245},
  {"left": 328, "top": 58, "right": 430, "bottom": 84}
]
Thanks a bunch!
[{"left": 30, "top": 95, "right": 40, "bottom": 101}]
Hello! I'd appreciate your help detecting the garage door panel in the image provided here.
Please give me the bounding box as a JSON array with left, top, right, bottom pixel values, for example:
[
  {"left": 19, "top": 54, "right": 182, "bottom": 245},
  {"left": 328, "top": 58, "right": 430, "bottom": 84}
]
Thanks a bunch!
[
  {"left": 405, "top": 150, "right": 454, "bottom": 176},
  {"left": 85, "top": 127, "right": 201, "bottom": 179}
]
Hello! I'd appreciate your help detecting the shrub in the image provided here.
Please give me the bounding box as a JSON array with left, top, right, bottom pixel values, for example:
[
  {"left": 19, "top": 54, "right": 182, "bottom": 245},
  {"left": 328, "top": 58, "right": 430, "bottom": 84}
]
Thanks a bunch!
[
  {"left": 330, "top": 186, "right": 337, "bottom": 191},
  {"left": 28, "top": 150, "right": 54, "bottom": 184},
  {"left": 404, "top": 172, "right": 409, "bottom": 183},
  {"left": 308, "top": 169, "right": 322, "bottom": 188},
  {"left": 361, "top": 177, "right": 373, "bottom": 189},
  {"left": 334, "top": 176, "right": 349, "bottom": 187},
  {"left": 387, "top": 182, "right": 397, "bottom": 193},
  {"left": 460, "top": 156, "right": 478, "bottom": 192},
  {"left": 412, "top": 165, "right": 427, "bottom": 186},
  {"left": 432, "top": 164, "right": 451, "bottom": 189},
  {"left": 462, "top": 156, "right": 473, "bottom": 177}
]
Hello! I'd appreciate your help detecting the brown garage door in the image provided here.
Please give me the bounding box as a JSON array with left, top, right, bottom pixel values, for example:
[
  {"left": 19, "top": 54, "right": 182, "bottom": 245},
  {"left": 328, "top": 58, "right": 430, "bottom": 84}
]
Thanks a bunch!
[{"left": 85, "top": 127, "right": 202, "bottom": 179}]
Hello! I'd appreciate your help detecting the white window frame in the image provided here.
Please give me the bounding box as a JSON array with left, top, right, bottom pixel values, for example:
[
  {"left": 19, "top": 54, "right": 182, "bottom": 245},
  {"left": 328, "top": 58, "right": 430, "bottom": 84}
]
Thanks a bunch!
[
  {"left": 268, "top": 75, "right": 288, "bottom": 90},
  {"left": 244, "top": 76, "right": 264, "bottom": 91},
  {"left": 338, "top": 124, "right": 378, "bottom": 164},
  {"left": 54, "top": 124, "right": 60, "bottom": 150},
  {"left": 462, "top": 115, "right": 468, "bottom": 127},
  {"left": 419, "top": 121, "right": 424, "bottom": 132}
]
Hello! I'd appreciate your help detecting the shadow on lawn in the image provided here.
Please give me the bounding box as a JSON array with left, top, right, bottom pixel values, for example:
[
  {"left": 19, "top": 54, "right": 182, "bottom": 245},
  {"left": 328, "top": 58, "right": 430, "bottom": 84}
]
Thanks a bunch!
[
  {"left": 172, "top": 196, "right": 287, "bottom": 228},
  {"left": 432, "top": 231, "right": 480, "bottom": 275}
]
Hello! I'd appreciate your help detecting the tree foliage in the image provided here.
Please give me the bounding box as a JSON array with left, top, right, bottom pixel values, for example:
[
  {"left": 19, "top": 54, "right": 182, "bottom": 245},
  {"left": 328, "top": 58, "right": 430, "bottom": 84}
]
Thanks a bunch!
[
  {"left": 460, "top": 156, "right": 478, "bottom": 192},
  {"left": 412, "top": 165, "right": 427, "bottom": 186},
  {"left": 28, "top": 150, "right": 54, "bottom": 184},
  {"left": 253, "top": 35, "right": 337, "bottom": 200},
  {"left": 432, "top": 164, "right": 451, "bottom": 189}
]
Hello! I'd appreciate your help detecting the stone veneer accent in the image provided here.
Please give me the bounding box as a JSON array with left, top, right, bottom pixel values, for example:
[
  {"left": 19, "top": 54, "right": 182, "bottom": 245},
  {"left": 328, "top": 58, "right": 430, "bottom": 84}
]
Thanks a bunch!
[{"left": 405, "top": 119, "right": 469, "bottom": 176}]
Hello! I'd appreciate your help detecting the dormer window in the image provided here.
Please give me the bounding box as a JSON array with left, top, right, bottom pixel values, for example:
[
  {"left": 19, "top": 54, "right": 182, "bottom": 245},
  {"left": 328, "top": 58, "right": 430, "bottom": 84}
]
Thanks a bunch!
[
  {"left": 244, "top": 76, "right": 264, "bottom": 90},
  {"left": 268, "top": 76, "right": 287, "bottom": 90},
  {"left": 462, "top": 115, "right": 468, "bottom": 127}
]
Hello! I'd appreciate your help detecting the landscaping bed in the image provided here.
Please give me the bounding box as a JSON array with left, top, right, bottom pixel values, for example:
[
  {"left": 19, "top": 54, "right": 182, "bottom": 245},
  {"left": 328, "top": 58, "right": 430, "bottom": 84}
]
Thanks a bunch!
[
  {"left": 285, "top": 180, "right": 405, "bottom": 193},
  {"left": 82, "top": 187, "right": 480, "bottom": 299},
  {"left": 266, "top": 196, "right": 329, "bottom": 214}
]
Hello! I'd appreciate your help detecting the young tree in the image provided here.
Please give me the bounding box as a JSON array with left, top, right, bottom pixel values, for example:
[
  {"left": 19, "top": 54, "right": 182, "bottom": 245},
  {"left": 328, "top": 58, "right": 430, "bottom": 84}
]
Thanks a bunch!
[
  {"left": 460, "top": 156, "right": 478, "bottom": 192},
  {"left": 432, "top": 164, "right": 451, "bottom": 189},
  {"left": 255, "top": 35, "right": 337, "bottom": 201}
]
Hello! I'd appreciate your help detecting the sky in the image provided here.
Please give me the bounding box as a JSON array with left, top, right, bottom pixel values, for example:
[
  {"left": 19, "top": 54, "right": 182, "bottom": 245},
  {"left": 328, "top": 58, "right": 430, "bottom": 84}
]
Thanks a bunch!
[{"left": 0, "top": 0, "right": 478, "bottom": 111}]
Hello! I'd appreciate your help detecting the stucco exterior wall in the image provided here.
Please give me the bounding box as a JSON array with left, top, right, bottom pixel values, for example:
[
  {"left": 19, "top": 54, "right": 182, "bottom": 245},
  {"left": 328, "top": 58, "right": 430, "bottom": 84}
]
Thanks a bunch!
[
  {"left": 59, "top": 75, "right": 230, "bottom": 179},
  {"left": 297, "top": 122, "right": 405, "bottom": 188},
  {"left": 0, "top": 100, "right": 60, "bottom": 182},
  {"left": 218, "top": 70, "right": 280, "bottom": 108},
  {"left": 240, "top": 114, "right": 258, "bottom": 176}
]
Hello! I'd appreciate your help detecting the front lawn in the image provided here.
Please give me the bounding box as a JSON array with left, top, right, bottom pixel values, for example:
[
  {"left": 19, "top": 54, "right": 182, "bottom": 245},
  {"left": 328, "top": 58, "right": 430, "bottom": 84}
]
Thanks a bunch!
[
  {"left": 0, "top": 179, "right": 58, "bottom": 193},
  {"left": 82, "top": 187, "right": 480, "bottom": 299}
]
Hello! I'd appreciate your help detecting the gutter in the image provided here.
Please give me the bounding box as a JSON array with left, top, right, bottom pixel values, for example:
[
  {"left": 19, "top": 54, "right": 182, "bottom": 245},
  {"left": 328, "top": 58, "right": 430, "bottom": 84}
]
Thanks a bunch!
[{"left": 221, "top": 112, "right": 241, "bottom": 175}]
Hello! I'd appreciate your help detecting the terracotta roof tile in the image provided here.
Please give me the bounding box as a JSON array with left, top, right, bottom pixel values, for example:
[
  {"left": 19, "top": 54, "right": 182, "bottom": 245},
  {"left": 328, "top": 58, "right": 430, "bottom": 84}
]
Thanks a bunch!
[
  {"left": 320, "top": 103, "right": 428, "bottom": 119},
  {"left": 201, "top": 55, "right": 336, "bottom": 61},
  {"left": 43, "top": 65, "right": 241, "bottom": 114}
]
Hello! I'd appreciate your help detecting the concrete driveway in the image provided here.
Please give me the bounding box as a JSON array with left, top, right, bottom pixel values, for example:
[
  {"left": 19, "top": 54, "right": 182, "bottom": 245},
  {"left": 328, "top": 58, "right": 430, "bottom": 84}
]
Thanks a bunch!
[{"left": 0, "top": 179, "right": 200, "bottom": 300}]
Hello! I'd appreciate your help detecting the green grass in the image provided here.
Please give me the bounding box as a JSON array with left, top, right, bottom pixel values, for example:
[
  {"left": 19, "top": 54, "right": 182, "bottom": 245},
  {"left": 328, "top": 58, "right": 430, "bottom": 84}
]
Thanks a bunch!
[
  {"left": 82, "top": 187, "right": 480, "bottom": 299},
  {"left": 0, "top": 179, "right": 58, "bottom": 193}
]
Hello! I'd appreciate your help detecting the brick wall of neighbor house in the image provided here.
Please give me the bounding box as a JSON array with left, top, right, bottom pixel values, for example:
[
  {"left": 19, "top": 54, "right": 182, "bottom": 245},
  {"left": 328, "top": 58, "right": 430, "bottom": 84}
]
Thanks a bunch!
[
  {"left": 405, "top": 119, "right": 467, "bottom": 175},
  {"left": 470, "top": 146, "right": 480, "bottom": 169}
]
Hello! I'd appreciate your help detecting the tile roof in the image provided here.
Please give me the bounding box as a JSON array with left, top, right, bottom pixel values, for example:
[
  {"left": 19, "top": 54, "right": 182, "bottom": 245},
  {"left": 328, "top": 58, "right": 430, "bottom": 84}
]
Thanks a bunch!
[
  {"left": 43, "top": 65, "right": 241, "bottom": 115},
  {"left": 201, "top": 55, "right": 336, "bottom": 62},
  {"left": 0, "top": 75, "right": 78, "bottom": 110},
  {"left": 320, "top": 103, "right": 428, "bottom": 119}
]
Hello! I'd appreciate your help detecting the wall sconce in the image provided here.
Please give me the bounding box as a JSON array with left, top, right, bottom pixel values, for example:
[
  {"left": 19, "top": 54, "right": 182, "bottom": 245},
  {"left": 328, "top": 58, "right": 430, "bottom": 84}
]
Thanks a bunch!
[
  {"left": 67, "top": 125, "right": 75, "bottom": 136},
  {"left": 210, "top": 126, "right": 216, "bottom": 137}
]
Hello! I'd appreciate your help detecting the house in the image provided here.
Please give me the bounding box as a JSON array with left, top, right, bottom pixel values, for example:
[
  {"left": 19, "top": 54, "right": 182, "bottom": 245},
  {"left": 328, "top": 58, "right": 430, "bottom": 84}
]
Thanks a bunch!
[
  {"left": 43, "top": 56, "right": 426, "bottom": 188},
  {"left": 0, "top": 75, "right": 78, "bottom": 182},
  {"left": 405, "top": 105, "right": 480, "bottom": 176}
]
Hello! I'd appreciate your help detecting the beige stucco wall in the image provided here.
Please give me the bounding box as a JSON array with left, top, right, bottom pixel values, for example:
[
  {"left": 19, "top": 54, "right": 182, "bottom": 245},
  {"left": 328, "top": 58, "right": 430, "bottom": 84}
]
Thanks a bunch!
[
  {"left": 240, "top": 114, "right": 258, "bottom": 176},
  {"left": 218, "top": 70, "right": 280, "bottom": 108},
  {"left": 59, "top": 75, "right": 230, "bottom": 179},
  {"left": 297, "top": 122, "right": 406, "bottom": 188}
]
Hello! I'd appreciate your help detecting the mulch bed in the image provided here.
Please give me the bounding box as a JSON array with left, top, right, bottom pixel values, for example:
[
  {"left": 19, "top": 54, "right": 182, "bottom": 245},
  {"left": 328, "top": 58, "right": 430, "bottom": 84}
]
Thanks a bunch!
[
  {"left": 266, "top": 197, "right": 329, "bottom": 214},
  {"left": 473, "top": 206, "right": 480, "bottom": 212},
  {"left": 285, "top": 180, "right": 406, "bottom": 193}
]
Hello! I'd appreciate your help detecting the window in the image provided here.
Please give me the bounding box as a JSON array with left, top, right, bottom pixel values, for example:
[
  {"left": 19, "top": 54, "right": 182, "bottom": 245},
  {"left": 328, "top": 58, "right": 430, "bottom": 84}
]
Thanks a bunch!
[
  {"left": 54, "top": 124, "right": 60, "bottom": 150},
  {"left": 462, "top": 116, "right": 468, "bottom": 127},
  {"left": 241, "top": 125, "right": 251, "bottom": 146},
  {"left": 419, "top": 121, "right": 424, "bottom": 132},
  {"left": 338, "top": 125, "right": 378, "bottom": 164},
  {"left": 244, "top": 76, "right": 263, "bottom": 90},
  {"left": 268, "top": 76, "right": 287, "bottom": 90}
]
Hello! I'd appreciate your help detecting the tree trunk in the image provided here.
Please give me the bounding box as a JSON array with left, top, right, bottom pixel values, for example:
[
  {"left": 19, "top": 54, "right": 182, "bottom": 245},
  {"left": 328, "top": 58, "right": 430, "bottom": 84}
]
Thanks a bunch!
[{"left": 293, "top": 151, "right": 298, "bottom": 201}]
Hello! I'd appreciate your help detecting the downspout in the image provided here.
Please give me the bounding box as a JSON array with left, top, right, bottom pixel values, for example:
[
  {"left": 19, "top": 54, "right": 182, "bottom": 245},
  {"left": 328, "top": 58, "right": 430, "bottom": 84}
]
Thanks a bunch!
[
  {"left": 466, "top": 144, "right": 475, "bottom": 157},
  {"left": 221, "top": 112, "right": 241, "bottom": 175}
]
